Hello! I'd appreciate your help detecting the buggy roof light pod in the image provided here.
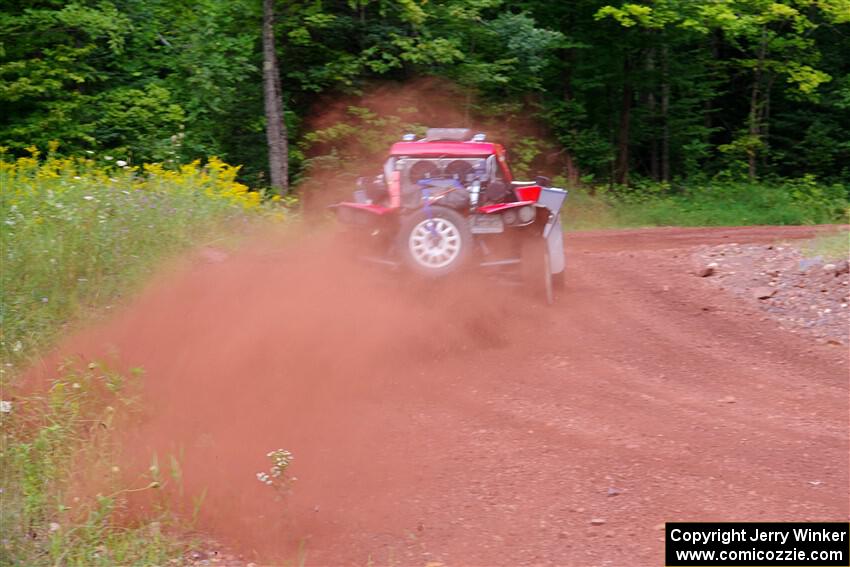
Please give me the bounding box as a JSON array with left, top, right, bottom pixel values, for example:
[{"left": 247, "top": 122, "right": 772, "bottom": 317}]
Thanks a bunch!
[
  {"left": 402, "top": 133, "right": 416, "bottom": 141},
  {"left": 424, "top": 128, "right": 471, "bottom": 141},
  {"left": 471, "top": 133, "right": 486, "bottom": 142}
]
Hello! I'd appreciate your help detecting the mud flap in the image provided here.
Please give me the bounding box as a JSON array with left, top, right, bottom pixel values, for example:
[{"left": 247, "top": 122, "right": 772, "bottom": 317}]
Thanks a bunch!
[{"left": 545, "top": 212, "right": 565, "bottom": 275}]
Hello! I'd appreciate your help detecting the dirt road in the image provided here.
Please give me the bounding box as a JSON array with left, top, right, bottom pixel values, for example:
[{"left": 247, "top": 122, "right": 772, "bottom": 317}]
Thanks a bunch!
[{"left": 43, "top": 226, "right": 848, "bottom": 566}]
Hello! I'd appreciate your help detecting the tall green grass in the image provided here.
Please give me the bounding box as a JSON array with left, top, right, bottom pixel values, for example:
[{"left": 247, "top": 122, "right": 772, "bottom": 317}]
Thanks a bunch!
[
  {"left": 1, "top": 148, "right": 279, "bottom": 565},
  {"left": 0, "top": 148, "right": 281, "bottom": 367},
  {"left": 561, "top": 177, "right": 849, "bottom": 230}
]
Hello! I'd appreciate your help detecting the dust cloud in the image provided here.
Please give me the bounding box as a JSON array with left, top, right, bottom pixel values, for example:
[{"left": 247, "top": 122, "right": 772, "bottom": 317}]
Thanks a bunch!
[
  {"left": 22, "top": 81, "right": 552, "bottom": 562},
  {"left": 30, "top": 229, "right": 539, "bottom": 561}
]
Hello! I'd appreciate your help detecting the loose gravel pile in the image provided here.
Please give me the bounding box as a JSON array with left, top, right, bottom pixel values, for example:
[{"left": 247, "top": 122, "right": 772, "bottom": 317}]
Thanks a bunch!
[{"left": 693, "top": 241, "right": 849, "bottom": 345}]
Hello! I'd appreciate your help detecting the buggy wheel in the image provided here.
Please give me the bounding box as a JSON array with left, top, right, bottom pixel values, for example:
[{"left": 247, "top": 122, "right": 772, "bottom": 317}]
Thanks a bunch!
[
  {"left": 398, "top": 206, "right": 471, "bottom": 277},
  {"left": 521, "top": 237, "right": 554, "bottom": 305}
]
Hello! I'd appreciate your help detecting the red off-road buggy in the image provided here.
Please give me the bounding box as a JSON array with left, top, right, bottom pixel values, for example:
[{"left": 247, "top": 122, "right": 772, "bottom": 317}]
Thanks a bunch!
[{"left": 332, "top": 128, "right": 567, "bottom": 303}]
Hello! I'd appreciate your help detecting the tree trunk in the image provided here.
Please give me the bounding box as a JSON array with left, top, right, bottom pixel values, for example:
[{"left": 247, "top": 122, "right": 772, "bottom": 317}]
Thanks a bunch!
[
  {"left": 614, "top": 57, "right": 632, "bottom": 186},
  {"left": 563, "top": 48, "right": 581, "bottom": 187},
  {"left": 645, "top": 47, "right": 659, "bottom": 181},
  {"left": 563, "top": 151, "right": 579, "bottom": 187},
  {"left": 748, "top": 75, "right": 760, "bottom": 180},
  {"left": 747, "top": 28, "right": 768, "bottom": 181},
  {"left": 661, "top": 44, "right": 670, "bottom": 183},
  {"left": 263, "top": 0, "right": 288, "bottom": 195},
  {"left": 704, "top": 32, "right": 719, "bottom": 134},
  {"left": 760, "top": 73, "right": 776, "bottom": 171}
]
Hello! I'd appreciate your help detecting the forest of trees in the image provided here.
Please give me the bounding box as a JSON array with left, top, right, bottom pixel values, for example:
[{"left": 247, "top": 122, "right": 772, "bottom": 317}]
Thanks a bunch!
[{"left": 2, "top": 0, "right": 849, "bottom": 194}]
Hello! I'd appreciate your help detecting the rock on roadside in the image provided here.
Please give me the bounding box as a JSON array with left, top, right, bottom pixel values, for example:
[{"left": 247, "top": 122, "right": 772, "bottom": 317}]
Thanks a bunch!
[{"left": 692, "top": 240, "right": 849, "bottom": 346}]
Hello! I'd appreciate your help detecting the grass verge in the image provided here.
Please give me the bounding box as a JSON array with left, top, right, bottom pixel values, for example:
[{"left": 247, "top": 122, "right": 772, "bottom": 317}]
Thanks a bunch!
[
  {"left": 1, "top": 146, "right": 282, "bottom": 565},
  {"left": 561, "top": 177, "right": 849, "bottom": 230},
  {"left": 800, "top": 231, "right": 850, "bottom": 261},
  {"left": 1, "top": 146, "right": 284, "bottom": 368},
  {"left": 1, "top": 360, "right": 192, "bottom": 566}
]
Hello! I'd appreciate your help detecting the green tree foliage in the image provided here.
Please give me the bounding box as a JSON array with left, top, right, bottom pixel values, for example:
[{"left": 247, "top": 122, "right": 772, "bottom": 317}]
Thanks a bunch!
[
  {"left": 1, "top": 0, "right": 848, "bottom": 189},
  {"left": 1, "top": 0, "right": 256, "bottom": 165},
  {"left": 0, "top": 2, "right": 130, "bottom": 149},
  {"left": 594, "top": 0, "right": 850, "bottom": 180}
]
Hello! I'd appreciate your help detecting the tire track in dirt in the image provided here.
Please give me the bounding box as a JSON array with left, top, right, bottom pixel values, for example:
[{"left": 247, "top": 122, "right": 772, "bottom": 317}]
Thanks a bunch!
[{"left": 29, "top": 225, "right": 848, "bottom": 566}]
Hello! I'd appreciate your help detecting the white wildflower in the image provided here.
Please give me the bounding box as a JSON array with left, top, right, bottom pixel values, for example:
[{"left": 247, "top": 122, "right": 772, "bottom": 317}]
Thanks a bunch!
[
  {"left": 0, "top": 401, "right": 12, "bottom": 413},
  {"left": 83, "top": 195, "right": 94, "bottom": 201},
  {"left": 104, "top": 156, "right": 113, "bottom": 161},
  {"left": 116, "top": 160, "right": 127, "bottom": 167},
  {"left": 12, "top": 341, "right": 22, "bottom": 353},
  {"left": 73, "top": 176, "right": 81, "bottom": 180},
  {"left": 49, "top": 522, "right": 60, "bottom": 533}
]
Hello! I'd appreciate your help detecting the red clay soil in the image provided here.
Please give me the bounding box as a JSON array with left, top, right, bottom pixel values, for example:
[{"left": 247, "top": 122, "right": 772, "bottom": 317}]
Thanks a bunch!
[{"left": 29, "top": 225, "right": 849, "bottom": 566}]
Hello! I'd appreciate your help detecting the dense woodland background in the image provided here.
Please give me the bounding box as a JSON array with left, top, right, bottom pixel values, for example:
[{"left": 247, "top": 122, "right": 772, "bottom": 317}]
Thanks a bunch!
[
  {"left": 1, "top": 6, "right": 849, "bottom": 562},
  {"left": 2, "top": 0, "right": 849, "bottom": 194}
]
